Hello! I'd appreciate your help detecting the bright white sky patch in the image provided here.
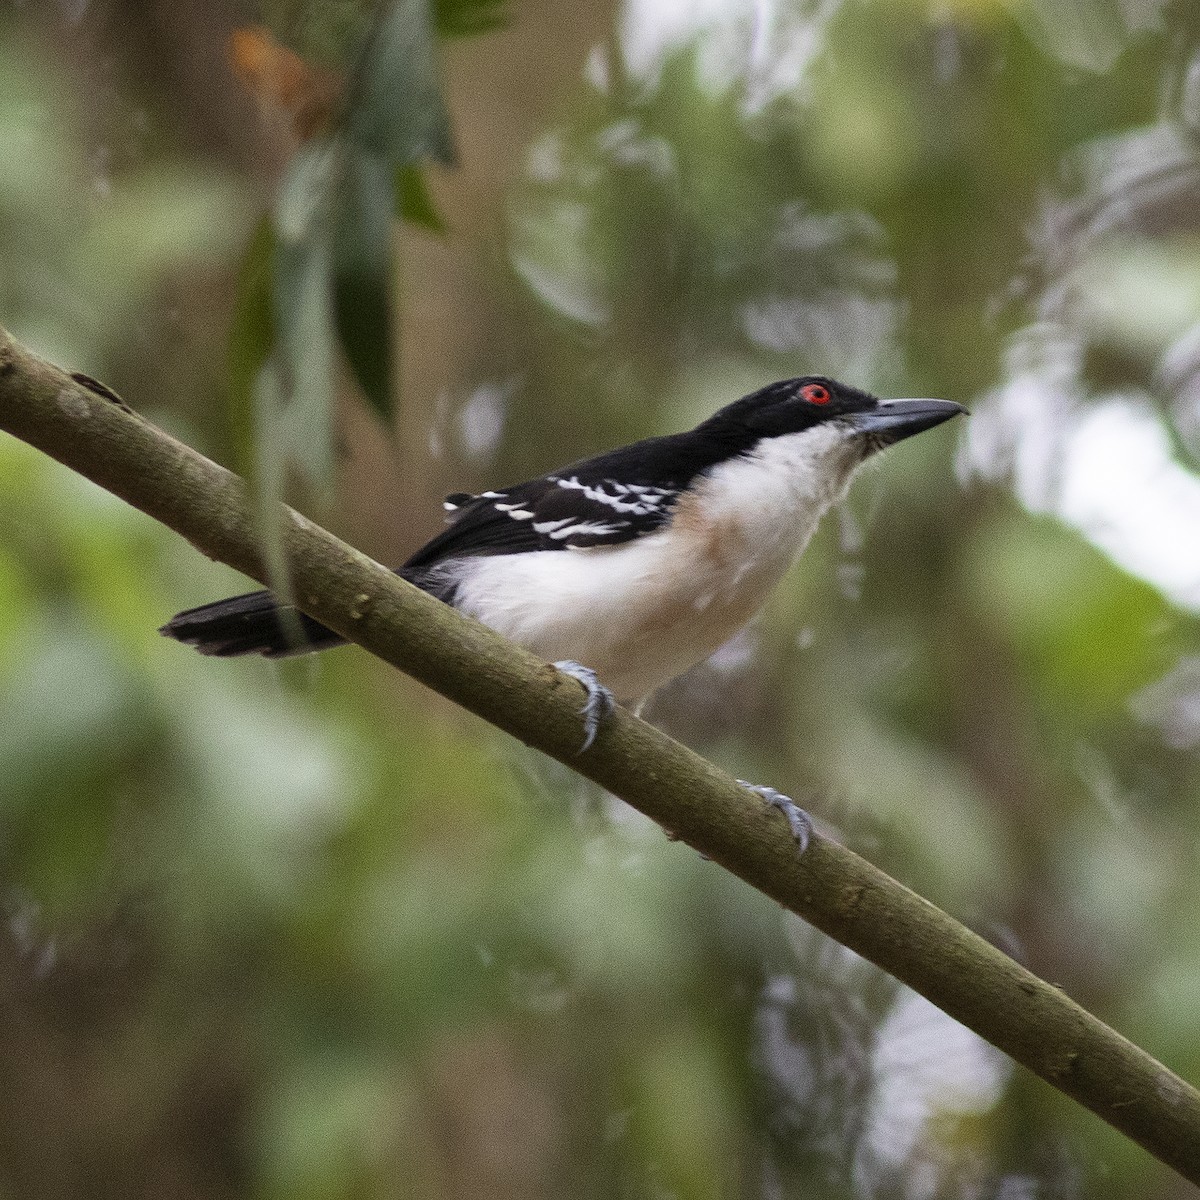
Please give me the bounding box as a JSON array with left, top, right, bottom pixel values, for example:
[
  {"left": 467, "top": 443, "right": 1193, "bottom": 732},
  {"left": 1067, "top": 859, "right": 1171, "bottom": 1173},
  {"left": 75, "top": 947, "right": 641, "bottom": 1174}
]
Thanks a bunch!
[
  {"left": 865, "top": 988, "right": 1010, "bottom": 1171},
  {"left": 976, "top": 107, "right": 1200, "bottom": 615},
  {"left": 965, "top": 346, "right": 1200, "bottom": 614},
  {"left": 618, "top": 0, "right": 843, "bottom": 112},
  {"left": 1059, "top": 400, "right": 1200, "bottom": 609},
  {"left": 620, "top": 0, "right": 735, "bottom": 81}
]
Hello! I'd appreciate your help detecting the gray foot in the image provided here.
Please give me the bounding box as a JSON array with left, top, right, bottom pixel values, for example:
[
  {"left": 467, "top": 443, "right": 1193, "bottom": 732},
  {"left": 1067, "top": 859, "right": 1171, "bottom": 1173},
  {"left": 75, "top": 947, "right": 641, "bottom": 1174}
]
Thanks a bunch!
[
  {"left": 553, "top": 660, "right": 616, "bottom": 752},
  {"left": 738, "top": 781, "right": 813, "bottom": 853}
]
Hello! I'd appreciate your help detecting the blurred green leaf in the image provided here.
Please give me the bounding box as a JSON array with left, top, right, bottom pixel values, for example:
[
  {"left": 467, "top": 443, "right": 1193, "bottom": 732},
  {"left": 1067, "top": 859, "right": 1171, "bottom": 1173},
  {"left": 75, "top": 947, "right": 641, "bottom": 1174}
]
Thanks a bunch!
[
  {"left": 334, "top": 147, "right": 396, "bottom": 421},
  {"left": 228, "top": 216, "right": 277, "bottom": 479},
  {"left": 630, "top": 1028, "right": 737, "bottom": 1200},
  {"left": 395, "top": 163, "right": 446, "bottom": 232},
  {"left": 273, "top": 141, "right": 338, "bottom": 486},
  {"left": 229, "top": 143, "right": 340, "bottom": 604},
  {"left": 434, "top": 0, "right": 508, "bottom": 38},
  {"left": 250, "top": 360, "right": 296, "bottom": 602},
  {"left": 259, "top": 0, "right": 375, "bottom": 63},
  {"left": 970, "top": 514, "right": 1176, "bottom": 722},
  {"left": 346, "top": 0, "right": 456, "bottom": 167},
  {"left": 255, "top": 0, "right": 462, "bottom": 427},
  {"left": 258, "top": 0, "right": 505, "bottom": 64}
]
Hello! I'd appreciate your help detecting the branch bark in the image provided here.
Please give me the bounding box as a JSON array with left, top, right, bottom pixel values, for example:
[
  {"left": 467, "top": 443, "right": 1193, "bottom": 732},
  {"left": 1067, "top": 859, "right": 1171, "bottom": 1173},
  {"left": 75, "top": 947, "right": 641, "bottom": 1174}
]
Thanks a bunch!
[{"left": 2, "top": 326, "right": 1198, "bottom": 1182}]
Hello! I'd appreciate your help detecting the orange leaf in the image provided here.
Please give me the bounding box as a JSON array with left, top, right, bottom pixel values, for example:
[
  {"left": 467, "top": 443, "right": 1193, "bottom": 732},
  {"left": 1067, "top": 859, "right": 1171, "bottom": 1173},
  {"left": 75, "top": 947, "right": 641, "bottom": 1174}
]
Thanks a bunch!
[{"left": 228, "top": 26, "right": 343, "bottom": 141}]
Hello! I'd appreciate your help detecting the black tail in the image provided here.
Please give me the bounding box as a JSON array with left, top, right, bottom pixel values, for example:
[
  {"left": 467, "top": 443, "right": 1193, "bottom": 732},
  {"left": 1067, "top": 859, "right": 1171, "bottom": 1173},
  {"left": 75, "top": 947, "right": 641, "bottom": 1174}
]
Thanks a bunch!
[{"left": 159, "top": 590, "right": 346, "bottom": 658}]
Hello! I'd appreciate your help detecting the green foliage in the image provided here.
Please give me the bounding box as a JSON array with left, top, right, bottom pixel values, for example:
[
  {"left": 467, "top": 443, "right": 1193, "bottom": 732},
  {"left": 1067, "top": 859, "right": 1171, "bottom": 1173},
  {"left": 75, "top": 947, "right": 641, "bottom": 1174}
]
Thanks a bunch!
[
  {"left": 332, "top": 147, "right": 399, "bottom": 421},
  {"left": 227, "top": 216, "right": 277, "bottom": 477},
  {"left": 259, "top": 0, "right": 376, "bottom": 63},
  {"left": 261, "top": 0, "right": 509, "bottom": 57},
  {"left": 346, "top": 0, "right": 455, "bottom": 167},
  {"left": 394, "top": 162, "right": 446, "bottom": 232},
  {"left": 5, "top": 1, "right": 1200, "bottom": 1197},
  {"left": 273, "top": 142, "right": 337, "bottom": 481},
  {"left": 233, "top": 0, "right": 470, "bottom": 579},
  {"left": 434, "top": 0, "right": 508, "bottom": 39},
  {"left": 246, "top": 0, "right": 460, "bottom": 454},
  {"left": 971, "top": 514, "right": 1177, "bottom": 722}
]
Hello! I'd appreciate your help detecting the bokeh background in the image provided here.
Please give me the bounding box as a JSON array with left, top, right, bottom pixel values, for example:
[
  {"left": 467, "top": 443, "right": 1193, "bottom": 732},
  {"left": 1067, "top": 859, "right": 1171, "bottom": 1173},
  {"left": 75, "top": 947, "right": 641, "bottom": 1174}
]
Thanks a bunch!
[{"left": 3, "top": 0, "right": 1200, "bottom": 1196}]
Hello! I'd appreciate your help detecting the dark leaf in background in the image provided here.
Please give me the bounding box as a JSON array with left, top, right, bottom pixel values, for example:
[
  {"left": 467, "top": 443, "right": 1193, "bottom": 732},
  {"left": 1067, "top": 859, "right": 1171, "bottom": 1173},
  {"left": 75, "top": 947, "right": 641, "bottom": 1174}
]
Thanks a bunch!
[
  {"left": 258, "top": 0, "right": 375, "bottom": 64},
  {"left": 272, "top": 141, "right": 337, "bottom": 485},
  {"left": 395, "top": 163, "right": 446, "bottom": 232},
  {"left": 334, "top": 147, "right": 396, "bottom": 421},
  {"left": 232, "top": 0, "right": 460, "bottom": 432},
  {"left": 346, "top": 0, "right": 456, "bottom": 166},
  {"left": 227, "top": 216, "right": 277, "bottom": 479},
  {"left": 219, "top": 140, "right": 339, "bottom": 604},
  {"left": 251, "top": 360, "right": 296, "bottom": 601},
  {"left": 434, "top": 0, "right": 508, "bottom": 39}
]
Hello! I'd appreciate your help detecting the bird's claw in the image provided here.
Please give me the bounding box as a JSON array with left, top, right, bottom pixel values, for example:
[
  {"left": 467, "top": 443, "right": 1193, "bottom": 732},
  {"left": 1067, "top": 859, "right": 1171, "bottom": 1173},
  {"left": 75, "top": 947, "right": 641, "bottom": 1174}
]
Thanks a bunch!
[
  {"left": 738, "top": 781, "right": 813, "bottom": 853},
  {"left": 553, "top": 660, "right": 615, "bottom": 753}
]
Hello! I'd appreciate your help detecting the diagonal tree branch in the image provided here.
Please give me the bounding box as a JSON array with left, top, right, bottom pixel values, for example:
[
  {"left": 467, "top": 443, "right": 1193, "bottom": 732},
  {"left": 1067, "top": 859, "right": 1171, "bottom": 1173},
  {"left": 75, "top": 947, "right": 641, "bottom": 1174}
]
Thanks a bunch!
[{"left": 1, "top": 325, "right": 1199, "bottom": 1182}]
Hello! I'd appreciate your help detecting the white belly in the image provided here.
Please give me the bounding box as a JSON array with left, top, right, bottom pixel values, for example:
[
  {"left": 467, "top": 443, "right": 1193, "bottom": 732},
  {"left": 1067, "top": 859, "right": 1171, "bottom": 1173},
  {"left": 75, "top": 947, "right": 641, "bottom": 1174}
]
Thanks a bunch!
[
  {"left": 452, "top": 534, "right": 793, "bottom": 702},
  {"left": 450, "top": 425, "right": 861, "bottom": 703}
]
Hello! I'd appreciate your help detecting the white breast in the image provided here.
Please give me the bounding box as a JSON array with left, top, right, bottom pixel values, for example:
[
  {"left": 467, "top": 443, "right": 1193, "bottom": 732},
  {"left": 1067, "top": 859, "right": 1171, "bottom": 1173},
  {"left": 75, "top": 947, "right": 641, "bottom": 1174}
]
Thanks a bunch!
[{"left": 451, "top": 426, "right": 863, "bottom": 703}]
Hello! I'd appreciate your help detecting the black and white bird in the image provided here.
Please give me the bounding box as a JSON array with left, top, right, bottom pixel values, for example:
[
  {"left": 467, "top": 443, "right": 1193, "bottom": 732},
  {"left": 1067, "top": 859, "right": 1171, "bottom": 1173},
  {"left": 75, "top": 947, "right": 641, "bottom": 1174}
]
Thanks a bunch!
[{"left": 162, "top": 376, "right": 963, "bottom": 842}]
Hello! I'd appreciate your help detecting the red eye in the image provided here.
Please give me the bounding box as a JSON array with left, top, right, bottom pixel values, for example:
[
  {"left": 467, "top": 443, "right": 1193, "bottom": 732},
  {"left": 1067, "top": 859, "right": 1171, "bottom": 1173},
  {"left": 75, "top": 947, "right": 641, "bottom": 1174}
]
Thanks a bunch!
[{"left": 801, "top": 383, "right": 830, "bottom": 405}]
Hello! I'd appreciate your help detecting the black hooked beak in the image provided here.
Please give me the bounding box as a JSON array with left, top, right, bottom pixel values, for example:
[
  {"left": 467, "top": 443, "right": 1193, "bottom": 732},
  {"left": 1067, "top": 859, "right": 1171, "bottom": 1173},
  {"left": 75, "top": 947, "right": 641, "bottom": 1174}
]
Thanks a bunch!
[{"left": 846, "top": 398, "right": 967, "bottom": 447}]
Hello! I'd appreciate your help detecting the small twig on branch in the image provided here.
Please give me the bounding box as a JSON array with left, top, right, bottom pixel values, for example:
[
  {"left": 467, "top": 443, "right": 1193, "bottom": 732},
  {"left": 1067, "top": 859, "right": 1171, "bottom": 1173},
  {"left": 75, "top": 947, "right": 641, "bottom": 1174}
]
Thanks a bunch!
[{"left": 1, "top": 325, "right": 1198, "bottom": 1182}]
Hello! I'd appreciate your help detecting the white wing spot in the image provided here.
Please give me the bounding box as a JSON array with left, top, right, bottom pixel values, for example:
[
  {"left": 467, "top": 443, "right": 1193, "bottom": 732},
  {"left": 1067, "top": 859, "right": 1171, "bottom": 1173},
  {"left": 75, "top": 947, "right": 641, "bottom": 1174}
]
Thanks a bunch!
[
  {"left": 555, "top": 475, "right": 675, "bottom": 516},
  {"left": 548, "top": 520, "right": 622, "bottom": 540}
]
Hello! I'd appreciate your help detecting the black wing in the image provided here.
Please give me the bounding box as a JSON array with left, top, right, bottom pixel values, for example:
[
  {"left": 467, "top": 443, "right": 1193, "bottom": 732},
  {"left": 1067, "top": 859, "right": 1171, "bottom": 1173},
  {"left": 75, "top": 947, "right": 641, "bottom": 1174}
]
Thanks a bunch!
[
  {"left": 404, "top": 427, "right": 742, "bottom": 570},
  {"left": 404, "top": 474, "right": 681, "bottom": 569}
]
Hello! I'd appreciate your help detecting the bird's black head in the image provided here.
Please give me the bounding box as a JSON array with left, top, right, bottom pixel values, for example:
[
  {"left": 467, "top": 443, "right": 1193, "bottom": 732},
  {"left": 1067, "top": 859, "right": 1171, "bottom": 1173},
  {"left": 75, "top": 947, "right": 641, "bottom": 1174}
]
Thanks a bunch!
[
  {"left": 706, "top": 376, "right": 876, "bottom": 437},
  {"left": 699, "top": 375, "right": 966, "bottom": 454}
]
